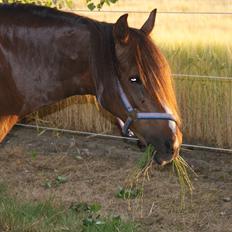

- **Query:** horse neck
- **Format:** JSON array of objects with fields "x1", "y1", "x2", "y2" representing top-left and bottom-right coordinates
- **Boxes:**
[
  {"x1": 0, "y1": 10, "x2": 115, "y2": 117},
  {"x1": 12, "y1": 20, "x2": 97, "y2": 116}
]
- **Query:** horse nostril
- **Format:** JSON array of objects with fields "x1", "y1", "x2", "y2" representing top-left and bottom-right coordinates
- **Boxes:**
[{"x1": 164, "y1": 140, "x2": 174, "y2": 154}]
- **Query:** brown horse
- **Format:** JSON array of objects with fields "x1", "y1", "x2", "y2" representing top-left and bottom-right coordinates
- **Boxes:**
[{"x1": 0, "y1": 4, "x2": 182, "y2": 165}]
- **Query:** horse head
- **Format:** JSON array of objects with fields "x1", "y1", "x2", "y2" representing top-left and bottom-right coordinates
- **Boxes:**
[{"x1": 90, "y1": 10, "x2": 182, "y2": 165}]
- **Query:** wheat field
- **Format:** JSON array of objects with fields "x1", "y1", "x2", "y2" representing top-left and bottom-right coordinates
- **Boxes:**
[{"x1": 32, "y1": 0, "x2": 232, "y2": 148}]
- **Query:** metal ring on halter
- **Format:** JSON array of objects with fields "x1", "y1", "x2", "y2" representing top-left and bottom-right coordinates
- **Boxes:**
[{"x1": 116, "y1": 79, "x2": 176, "y2": 137}]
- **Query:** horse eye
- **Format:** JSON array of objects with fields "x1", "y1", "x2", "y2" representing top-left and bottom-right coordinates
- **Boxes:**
[{"x1": 129, "y1": 75, "x2": 140, "y2": 83}]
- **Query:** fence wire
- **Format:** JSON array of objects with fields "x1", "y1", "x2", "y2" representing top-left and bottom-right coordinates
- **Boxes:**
[
  {"x1": 71, "y1": 9, "x2": 232, "y2": 15},
  {"x1": 172, "y1": 74, "x2": 232, "y2": 81},
  {"x1": 16, "y1": 124, "x2": 232, "y2": 154}
]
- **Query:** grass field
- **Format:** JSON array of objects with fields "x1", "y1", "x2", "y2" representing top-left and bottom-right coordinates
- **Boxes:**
[
  {"x1": 32, "y1": 0, "x2": 232, "y2": 147},
  {"x1": 0, "y1": 183, "x2": 137, "y2": 232}
]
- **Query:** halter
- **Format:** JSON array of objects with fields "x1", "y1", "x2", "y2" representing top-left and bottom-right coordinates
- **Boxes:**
[{"x1": 116, "y1": 79, "x2": 176, "y2": 137}]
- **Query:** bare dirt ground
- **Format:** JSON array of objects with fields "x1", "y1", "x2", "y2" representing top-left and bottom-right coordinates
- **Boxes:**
[{"x1": 0, "y1": 126, "x2": 231, "y2": 232}]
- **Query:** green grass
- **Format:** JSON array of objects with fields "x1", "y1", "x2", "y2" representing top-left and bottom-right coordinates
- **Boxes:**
[
  {"x1": 137, "y1": 144, "x2": 154, "y2": 170},
  {"x1": 0, "y1": 183, "x2": 137, "y2": 232},
  {"x1": 116, "y1": 186, "x2": 142, "y2": 200}
]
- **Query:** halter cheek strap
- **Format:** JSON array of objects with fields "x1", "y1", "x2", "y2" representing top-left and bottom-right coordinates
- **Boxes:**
[{"x1": 116, "y1": 79, "x2": 176, "y2": 137}]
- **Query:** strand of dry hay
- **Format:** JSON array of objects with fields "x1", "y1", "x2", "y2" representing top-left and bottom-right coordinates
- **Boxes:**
[
  {"x1": 172, "y1": 155, "x2": 197, "y2": 208},
  {"x1": 123, "y1": 145, "x2": 197, "y2": 216}
]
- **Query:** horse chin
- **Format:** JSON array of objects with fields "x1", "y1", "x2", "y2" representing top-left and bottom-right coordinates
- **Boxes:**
[{"x1": 153, "y1": 151, "x2": 173, "y2": 166}]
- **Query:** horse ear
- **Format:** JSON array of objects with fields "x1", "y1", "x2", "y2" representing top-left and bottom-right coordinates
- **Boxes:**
[
  {"x1": 113, "y1": 14, "x2": 129, "y2": 44},
  {"x1": 141, "y1": 9, "x2": 157, "y2": 35}
]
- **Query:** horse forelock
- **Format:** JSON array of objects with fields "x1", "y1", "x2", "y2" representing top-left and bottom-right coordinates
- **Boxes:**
[{"x1": 130, "y1": 30, "x2": 181, "y2": 128}]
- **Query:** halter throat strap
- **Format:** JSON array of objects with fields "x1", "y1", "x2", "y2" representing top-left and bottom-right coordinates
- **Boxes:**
[{"x1": 116, "y1": 79, "x2": 176, "y2": 137}]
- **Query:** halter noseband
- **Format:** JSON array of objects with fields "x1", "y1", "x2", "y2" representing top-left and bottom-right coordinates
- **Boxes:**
[{"x1": 116, "y1": 79, "x2": 176, "y2": 137}]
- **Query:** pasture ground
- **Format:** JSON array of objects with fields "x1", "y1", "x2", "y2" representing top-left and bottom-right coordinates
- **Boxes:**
[{"x1": 0, "y1": 127, "x2": 231, "y2": 232}]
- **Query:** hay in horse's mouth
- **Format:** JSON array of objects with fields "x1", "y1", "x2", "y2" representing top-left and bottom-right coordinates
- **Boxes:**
[{"x1": 123, "y1": 144, "x2": 196, "y2": 211}]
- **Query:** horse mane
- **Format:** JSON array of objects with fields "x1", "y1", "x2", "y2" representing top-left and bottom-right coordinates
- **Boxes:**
[
  {"x1": 0, "y1": 3, "x2": 60, "y2": 15},
  {"x1": 0, "y1": 3, "x2": 83, "y2": 23},
  {"x1": 87, "y1": 21, "x2": 120, "y2": 107},
  {"x1": 131, "y1": 30, "x2": 181, "y2": 126}
]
